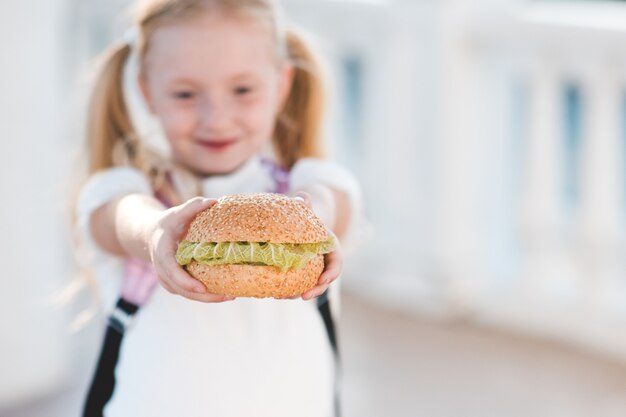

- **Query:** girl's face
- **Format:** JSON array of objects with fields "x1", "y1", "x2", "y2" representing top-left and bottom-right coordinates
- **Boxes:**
[{"x1": 140, "y1": 14, "x2": 292, "y2": 176}]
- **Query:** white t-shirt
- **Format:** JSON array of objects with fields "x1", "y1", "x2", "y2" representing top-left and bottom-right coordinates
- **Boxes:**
[{"x1": 76, "y1": 156, "x2": 362, "y2": 417}]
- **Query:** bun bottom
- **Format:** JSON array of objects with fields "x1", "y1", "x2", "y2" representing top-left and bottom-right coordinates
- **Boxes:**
[{"x1": 185, "y1": 255, "x2": 324, "y2": 299}]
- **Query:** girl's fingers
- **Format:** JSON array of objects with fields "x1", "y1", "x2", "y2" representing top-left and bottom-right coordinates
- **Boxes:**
[
  {"x1": 319, "y1": 251, "x2": 343, "y2": 285},
  {"x1": 292, "y1": 191, "x2": 313, "y2": 209},
  {"x1": 301, "y1": 284, "x2": 329, "y2": 301},
  {"x1": 180, "y1": 196, "x2": 218, "y2": 215},
  {"x1": 176, "y1": 290, "x2": 235, "y2": 303},
  {"x1": 158, "y1": 264, "x2": 234, "y2": 303},
  {"x1": 159, "y1": 277, "x2": 176, "y2": 294},
  {"x1": 167, "y1": 197, "x2": 217, "y2": 235},
  {"x1": 300, "y1": 250, "x2": 343, "y2": 300},
  {"x1": 167, "y1": 261, "x2": 207, "y2": 294}
]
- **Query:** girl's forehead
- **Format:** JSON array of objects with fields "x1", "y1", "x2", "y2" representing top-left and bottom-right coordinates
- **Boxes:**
[{"x1": 144, "y1": 15, "x2": 277, "y2": 79}]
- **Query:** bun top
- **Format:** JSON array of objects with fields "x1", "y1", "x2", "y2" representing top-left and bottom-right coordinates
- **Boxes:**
[{"x1": 184, "y1": 193, "x2": 329, "y2": 244}]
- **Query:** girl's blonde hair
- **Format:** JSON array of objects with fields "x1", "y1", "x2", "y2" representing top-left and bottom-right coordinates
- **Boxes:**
[{"x1": 87, "y1": 0, "x2": 326, "y2": 200}]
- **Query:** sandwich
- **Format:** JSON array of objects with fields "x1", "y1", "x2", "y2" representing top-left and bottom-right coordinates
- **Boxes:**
[{"x1": 175, "y1": 193, "x2": 337, "y2": 298}]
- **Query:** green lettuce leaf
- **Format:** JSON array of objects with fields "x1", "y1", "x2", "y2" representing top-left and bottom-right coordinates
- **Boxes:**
[{"x1": 175, "y1": 236, "x2": 337, "y2": 271}]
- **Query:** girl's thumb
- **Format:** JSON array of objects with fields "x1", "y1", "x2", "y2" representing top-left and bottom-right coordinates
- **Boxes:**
[
  {"x1": 179, "y1": 197, "x2": 216, "y2": 219},
  {"x1": 292, "y1": 191, "x2": 312, "y2": 209}
]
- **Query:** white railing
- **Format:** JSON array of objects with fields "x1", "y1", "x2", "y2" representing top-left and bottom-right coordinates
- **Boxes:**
[
  {"x1": 286, "y1": 0, "x2": 626, "y2": 362},
  {"x1": 461, "y1": 2, "x2": 626, "y2": 361}
]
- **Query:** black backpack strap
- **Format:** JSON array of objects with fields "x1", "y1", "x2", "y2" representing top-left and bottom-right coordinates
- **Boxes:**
[
  {"x1": 317, "y1": 290, "x2": 341, "y2": 417},
  {"x1": 82, "y1": 298, "x2": 139, "y2": 417}
]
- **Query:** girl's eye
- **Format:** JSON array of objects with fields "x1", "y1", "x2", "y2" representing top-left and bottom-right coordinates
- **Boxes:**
[
  {"x1": 234, "y1": 86, "x2": 252, "y2": 95},
  {"x1": 173, "y1": 91, "x2": 195, "y2": 100}
]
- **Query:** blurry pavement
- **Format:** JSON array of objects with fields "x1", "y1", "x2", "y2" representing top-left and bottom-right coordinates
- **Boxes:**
[
  {"x1": 341, "y1": 294, "x2": 626, "y2": 417},
  {"x1": 5, "y1": 293, "x2": 626, "y2": 417}
]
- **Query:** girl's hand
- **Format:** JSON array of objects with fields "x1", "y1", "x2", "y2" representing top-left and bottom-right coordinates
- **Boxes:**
[
  {"x1": 301, "y1": 249, "x2": 343, "y2": 301},
  {"x1": 292, "y1": 192, "x2": 343, "y2": 301},
  {"x1": 149, "y1": 197, "x2": 235, "y2": 303}
]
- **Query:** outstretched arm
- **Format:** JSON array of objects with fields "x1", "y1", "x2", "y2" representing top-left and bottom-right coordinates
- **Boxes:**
[
  {"x1": 296, "y1": 184, "x2": 351, "y2": 239},
  {"x1": 90, "y1": 194, "x2": 233, "y2": 303}
]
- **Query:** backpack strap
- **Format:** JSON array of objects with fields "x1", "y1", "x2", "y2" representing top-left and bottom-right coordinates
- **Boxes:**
[
  {"x1": 317, "y1": 290, "x2": 341, "y2": 417},
  {"x1": 82, "y1": 193, "x2": 171, "y2": 416},
  {"x1": 316, "y1": 291, "x2": 338, "y2": 355},
  {"x1": 82, "y1": 298, "x2": 138, "y2": 417}
]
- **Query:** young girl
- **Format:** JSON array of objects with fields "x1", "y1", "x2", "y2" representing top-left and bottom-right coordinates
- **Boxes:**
[{"x1": 76, "y1": 0, "x2": 362, "y2": 416}]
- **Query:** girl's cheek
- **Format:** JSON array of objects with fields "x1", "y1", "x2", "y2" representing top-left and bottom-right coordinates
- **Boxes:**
[
  {"x1": 162, "y1": 108, "x2": 196, "y2": 135},
  {"x1": 242, "y1": 96, "x2": 276, "y2": 122}
]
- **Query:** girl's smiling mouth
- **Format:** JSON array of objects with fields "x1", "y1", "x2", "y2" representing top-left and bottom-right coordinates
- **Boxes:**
[{"x1": 195, "y1": 138, "x2": 238, "y2": 152}]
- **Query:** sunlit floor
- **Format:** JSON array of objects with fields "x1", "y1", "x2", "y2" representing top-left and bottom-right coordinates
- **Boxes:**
[
  {"x1": 5, "y1": 293, "x2": 626, "y2": 417},
  {"x1": 340, "y1": 294, "x2": 626, "y2": 417}
]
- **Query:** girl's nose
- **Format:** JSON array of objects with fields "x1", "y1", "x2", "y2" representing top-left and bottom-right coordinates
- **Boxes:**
[{"x1": 198, "y1": 96, "x2": 233, "y2": 132}]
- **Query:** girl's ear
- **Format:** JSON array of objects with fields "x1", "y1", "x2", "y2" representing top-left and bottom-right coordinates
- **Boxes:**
[
  {"x1": 138, "y1": 74, "x2": 155, "y2": 113},
  {"x1": 277, "y1": 63, "x2": 295, "y2": 111}
]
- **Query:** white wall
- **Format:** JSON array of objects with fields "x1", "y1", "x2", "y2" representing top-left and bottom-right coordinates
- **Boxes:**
[{"x1": 0, "y1": 0, "x2": 72, "y2": 409}]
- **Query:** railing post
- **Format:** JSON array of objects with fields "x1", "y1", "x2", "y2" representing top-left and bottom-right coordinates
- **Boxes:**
[
  {"x1": 578, "y1": 63, "x2": 624, "y2": 244},
  {"x1": 434, "y1": 3, "x2": 485, "y2": 313},
  {"x1": 520, "y1": 57, "x2": 572, "y2": 300},
  {"x1": 577, "y1": 61, "x2": 626, "y2": 312}
]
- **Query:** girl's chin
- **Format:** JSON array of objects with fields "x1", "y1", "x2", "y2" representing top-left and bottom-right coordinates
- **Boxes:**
[{"x1": 189, "y1": 158, "x2": 249, "y2": 177}]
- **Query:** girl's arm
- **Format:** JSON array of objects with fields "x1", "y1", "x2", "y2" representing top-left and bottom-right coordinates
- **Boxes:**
[
  {"x1": 90, "y1": 194, "x2": 163, "y2": 259},
  {"x1": 90, "y1": 194, "x2": 232, "y2": 303},
  {"x1": 296, "y1": 184, "x2": 351, "y2": 239}
]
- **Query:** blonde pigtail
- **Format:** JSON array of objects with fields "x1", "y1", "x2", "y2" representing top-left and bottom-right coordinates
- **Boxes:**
[
  {"x1": 273, "y1": 28, "x2": 327, "y2": 169},
  {"x1": 86, "y1": 42, "x2": 136, "y2": 173}
]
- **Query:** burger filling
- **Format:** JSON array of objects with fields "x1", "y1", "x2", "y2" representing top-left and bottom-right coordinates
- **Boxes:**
[{"x1": 175, "y1": 236, "x2": 337, "y2": 271}]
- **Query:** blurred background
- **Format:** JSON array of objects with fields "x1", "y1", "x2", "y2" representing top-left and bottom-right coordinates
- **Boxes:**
[{"x1": 4, "y1": 0, "x2": 626, "y2": 416}]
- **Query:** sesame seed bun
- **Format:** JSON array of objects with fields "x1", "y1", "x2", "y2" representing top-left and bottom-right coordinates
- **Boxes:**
[
  {"x1": 186, "y1": 255, "x2": 324, "y2": 299},
  {"x1": 185, "y1": 193, "x2": 328, "y2": 244},
  {"x1": 182, "y1": 193, "x2": 330, "y2": 298}
]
